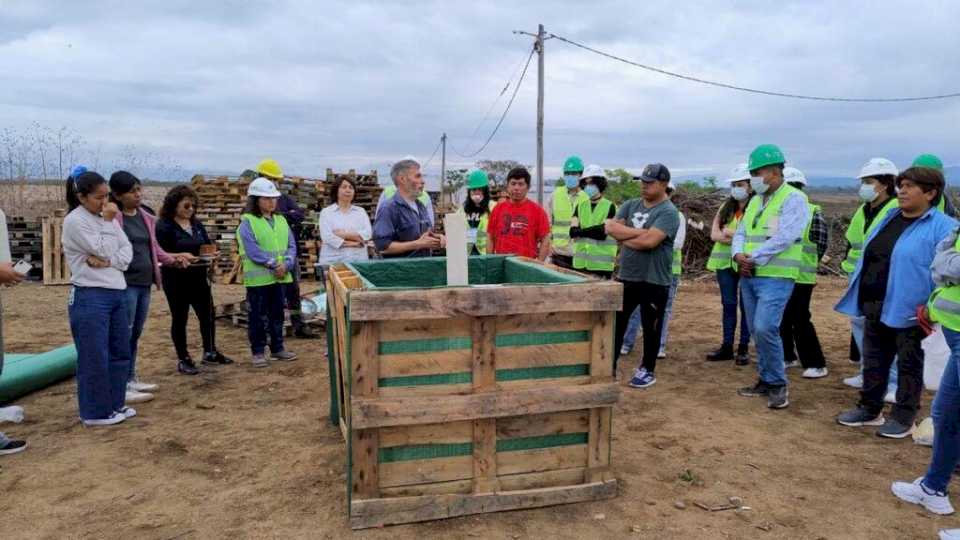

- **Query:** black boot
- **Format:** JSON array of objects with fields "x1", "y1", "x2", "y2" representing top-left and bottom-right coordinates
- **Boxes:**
[
  {"x1": 735, "y1": 344, "x2": 750, "y2": 366},
  {"x1": 706, "y1": 345, "x2": 734, "y2": 361},
  {"x1": 178, "y1": 357, "x2": 200, "y2": 375},
  {"x1": 203, "y1": 351, "x2": 234, "y2": 365},
  {"x1": 292, "y1": 317, "x2": 317, "y2": 339}
]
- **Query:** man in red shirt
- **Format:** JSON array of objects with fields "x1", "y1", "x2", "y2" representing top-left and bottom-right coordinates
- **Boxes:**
[{"x1": 488, "y1": 167, "x2": 551, "y2": 260}]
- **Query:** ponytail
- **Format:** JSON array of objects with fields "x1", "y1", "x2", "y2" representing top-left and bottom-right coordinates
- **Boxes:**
[{"x1": 66, "y1": 172, "x2": 107, "y2": 211}]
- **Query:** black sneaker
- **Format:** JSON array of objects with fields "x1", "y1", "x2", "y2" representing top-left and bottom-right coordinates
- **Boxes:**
[
  {"x1": 767, "y1": 385, "x2": 789, "y2": 409},
  {"x1": 293, "y1": 326, "x2": 318, "y2": 339},
  {"x1": 0, "y1": 439, "x2": 27, "y2": 455},
  {"x1": 203, "y1": 351, "x2": 234, "y2": 365},
  {"x1": 737, "y1": 380, "x2": 770, "y2": 397},
  {"x1": 877, "y1": 418, "x2": 915, "y2": 439},
  {"x1": 706, "y1": 345, "x2": 734, "y2": 361},
  {"x1": 837, "y1": 407, "x2": 884, "y2": 427},
  {"x1": 178, "y1": 358, "x2": 200, "y2": 376}
]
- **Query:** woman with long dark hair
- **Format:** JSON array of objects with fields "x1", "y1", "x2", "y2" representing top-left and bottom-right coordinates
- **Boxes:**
[
  {"x1": 704, "y1": 164, "x2": 754, "y2": 365},
  {"x1": 155, "y1": 185, "x2": 233, "y2": 375},
  {"x1": 63, "y1": 171, "x2": 134, "y2": 426},
  {"x1": 460, "y1": 169, "x2": 496, "y2": 255},
  {"x1": 318, "y1": 175, "x2": 371, "y2": 265}
]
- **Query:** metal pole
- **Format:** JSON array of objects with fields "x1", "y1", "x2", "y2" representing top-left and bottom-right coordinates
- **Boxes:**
[
  {"x1": 536, "y1": 24, "x2": 545, "y2": 206},
  {"x1": 440, "y1": 133, "x2": 447, "y2": 204}
]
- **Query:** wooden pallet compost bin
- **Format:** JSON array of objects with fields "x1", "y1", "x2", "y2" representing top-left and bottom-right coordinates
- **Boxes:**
[{"x1": 325, "y1": 255, "x2": 622, "y2": 529}]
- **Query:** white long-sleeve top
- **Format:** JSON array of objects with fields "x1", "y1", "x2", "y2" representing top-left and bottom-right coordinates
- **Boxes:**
[
  {"x1": 318, "y1": 203, "x2": 372, "y2": 265},
  {"x1": 62, "y1": 206, "x2": 132, "y2": 289}
]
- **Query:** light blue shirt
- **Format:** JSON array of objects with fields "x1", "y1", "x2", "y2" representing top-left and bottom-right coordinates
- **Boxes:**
[
  {"x1": 836, "y1": 207, "x2": 958, "y2": 328},
  {"x1": 732, "y1": 185, "x2": 808, "y2": 267}
]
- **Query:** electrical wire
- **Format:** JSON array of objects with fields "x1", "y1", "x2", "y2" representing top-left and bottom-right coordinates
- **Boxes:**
[
  {"x1": 466, "y1": 47, "x2": 532, "y2": 141},
  {"x1": 548, "y1": 32, "x2": 960, "y2": 103},
  {"x1": 451, "y1": 44, "x2": 537, "y2": 158},
  {"x1": 420, "y1": 136, "x2": 443, "y2": 170}
]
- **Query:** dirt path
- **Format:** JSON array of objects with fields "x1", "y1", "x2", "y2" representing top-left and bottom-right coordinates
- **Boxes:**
[{"x1": 0, "y1": 277, "x2": 953, "y2": 539}]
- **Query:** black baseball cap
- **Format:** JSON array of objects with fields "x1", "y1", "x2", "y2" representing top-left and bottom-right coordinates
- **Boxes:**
[{"x1": 635, "y1": 163, "x2": 670, "y2": 183}]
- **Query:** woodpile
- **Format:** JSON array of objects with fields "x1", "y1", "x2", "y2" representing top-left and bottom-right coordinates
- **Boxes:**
[
  {"x1": 41, "y1": 211, "x2": 70, "y2": 285},
  {"x1": 6, "y1": 216, "x2": 43, "y2": 278},
  {"x1": 320, "y1": 168, "x2": 383, "y2": 221},
  {"x1": 191, "y1": 175, "x2": 249, "y2": 281}
]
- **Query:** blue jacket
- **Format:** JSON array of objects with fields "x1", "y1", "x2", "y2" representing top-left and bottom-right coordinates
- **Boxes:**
[{"x1": 836, "y1": 207, "x2": 958, "y2": 328}]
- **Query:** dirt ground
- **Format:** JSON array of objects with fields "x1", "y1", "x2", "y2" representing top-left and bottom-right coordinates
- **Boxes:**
[{"x1": 0, "y1": 277, "x2": 954, "y2": 539}]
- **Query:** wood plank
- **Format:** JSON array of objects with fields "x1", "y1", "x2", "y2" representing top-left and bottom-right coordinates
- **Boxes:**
[
  {"x1": 379, "y1": 468, "x2": 587, "y2": 498},
  {"x1": 352, "y1": 383, "x2": 619, "y2": 429},
  {"x1": 472, "y1": 315, "x2": 498, "y2": 494},
  {"x1": 348, "y1": 281, "x2": 623, "y2": 321},
  {"x1": 497, "y1": 445, "x2": 588, "y2": 476},
  {"x1": 589, "y1": 311, "x2": 615, "y2": 381},
  {"x1": 41, "y1": 218, "x2": 52, "y2": 285},
  {"x1": 350, "y1": 321, "x2": 380, "y2": 499},
  {"x1": 351, "y1": 479, "x2": 618, "y2": 529},
  {"x1": 472, "y1": 317, "x2": 496, "y2": 391},
  {"x1": 496, "y1": 376, "x2": 592, "y2": 391},
  {"x1": 378, "y1": 383, "x2": 474, "y2": 398},
  {"x1": 351, "y1": 429, "x2": 380, "y2": 497},
  {"x1": 497, "y1": 410, "x2": 590, "y2": 440},
  {"x1": 496, "y1": 343, "x2": 590, "y2": 370},
  {"x1": 379, "y1": 317, "x2": 472, "y2": 341},
  {"x1": 351, "y1": 322, "x2": 379, "y2": 395},
  {"x1": 495, "y1": 311, "x2": 593, "y2": 336},
  {"x1": 586, "y1": 408, "x2": 613, "y2": 483},
  {"x1": 472, "y1": 418, "x2": 498, "y2": 493},
  {"x1": 379, "y1": 421, "x2": 473, "y2": 447},
  {"x1": 377, "y1": 350, "x2": 471, "y2": 379},
  {"x1": 379, "y1": 455, "x2": 474, "y2": 488}
]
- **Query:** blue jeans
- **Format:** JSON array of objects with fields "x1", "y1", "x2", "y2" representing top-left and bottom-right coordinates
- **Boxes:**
[
  {"x1": 740, "y1": 277, "x2": 794, "y2": 386},
  {"x1": 247, "y1": 284, "x2": 286, "y2": 355},
  {"x1": 124, "y1": 285, "x2": 151, "y2": 382},
  {"x1": 68, "y1": 287, "x2": 131, "y2": 420},
  {"x1": 716, "y1": 268, "x2": 751, "y2": 348},
  {"x1": 925, "y1": 327, "x2": 960, "y2": 492},
  {"x1": 851, "y1": 315, "x2": 898, "y2": 390},
  {"x1": 622, "y1": 276, "x2": 680, "y2": 354}
]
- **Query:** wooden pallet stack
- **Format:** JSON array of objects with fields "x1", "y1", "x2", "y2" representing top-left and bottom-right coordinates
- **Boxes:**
[
  {"x1": 7, "y1": 216, "x2": 43, "y2": 278},
  {"x1": 191, "y1": 175, "x2": 249, "y2": 281},
  {"x1": 41, "y1": 210, "x2": 70, "y2": 285}
]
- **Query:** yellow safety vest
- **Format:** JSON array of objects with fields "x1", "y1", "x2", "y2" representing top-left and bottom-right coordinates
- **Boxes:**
[
  {"x1": 928, "y1": 234, "x2": 960, "y2": 331},
  {"x1": 742, "y1": 183, "x2": 807, "y2": 280},
  {"x1": 237, "y1": 213, "x2": 294, "y2": 287},
  {"x1": 796, "y1": 203, "x2": 821, "y2": 285},
  {"x1": 706, "y1": 213, "x2": 742, "y2": 272},
  {"x1": 572, "y1": 198, "x2": 617, "y2": 272},
  {"x1": 841, "y1": 197, "x2": 898, "y2": 274},
  {"x1": 551, "y1": 186, "x2": 589, "y2": 249}
]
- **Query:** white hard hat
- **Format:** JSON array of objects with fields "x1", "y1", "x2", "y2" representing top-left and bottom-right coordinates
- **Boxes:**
[
  {"x1": 858, "y1": 157, "x2": 899, "y2": 179},
  {"x1": 248, "y1": 177, "x2": 281, "y2": 198},
  {"x1": 726, "y1": 163, "x2": 750, "y2": 185},
  {"x1": 582, "y1": 164, "x2": 606, "y2": 180},
  {"x1": 783, "y1": 166, "x2": 807, "y2": 186}
]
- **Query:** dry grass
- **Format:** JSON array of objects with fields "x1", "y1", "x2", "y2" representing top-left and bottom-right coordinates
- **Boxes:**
[{"x1": 0, "y1": 181, "x2": 176, "y2": 219}]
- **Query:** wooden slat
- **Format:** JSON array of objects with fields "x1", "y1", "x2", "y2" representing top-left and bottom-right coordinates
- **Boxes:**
[
  {"x1": 471, "y1": 317, "x2": 498, "y2": 494},
  {"x1": 495, "y1": 311, "x2": 593, "y2": 336},
  {"x1": 496, "y1": 410, "x2": 590, "y2": 440},
  {"x1": 351, "y1": 479, "x2": 618, "y2": 529},
  {"x1": 586, "y1": 408, "x2": 613, "y2": 483},
  {"x1": 377, "y1": 350, "x2": 471, "y2": 379},
  {"x1": 350, "y1": 321, "x2": 380, "y2": 499},
  {"x1": 378, "y1": 383, "x2": 474, "y2": 398},
  {"x1": 379, "y1": 421, "x2": 473, "y2": 447},
  {"x1": 348, "y1": 281, "x2": 623, "y2": 321},
  {"x1": 496, "y1": 343, "x2": 590, "y2": 370},
  {"x1": 496, "y1": 376, "x2": 592, "y2": 391},
  {"x1": 352, "y1": 383, "x2": 619, "y2": 429},
  {"x1": 589, "y1": 311, "x2": 615, "y2": 381},
  {"x1": 380, "y1": 317, "x2": 472, "y2": 342},
  {"x1": 379, "y1": 468, "x2": 588, "y2": 498},
  {"x1": 379, "y1": 455, "x2": 473, "y2": 488},
  {"x1": 497, "y1": 445, "x2": 588, "y2": 476}
]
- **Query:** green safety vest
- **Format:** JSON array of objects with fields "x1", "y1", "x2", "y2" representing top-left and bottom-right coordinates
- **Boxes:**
[
  {"x1": 742, "y1": 183, "x2": 807, "y2": 280},
  {"x1": 572, "y1": 198, "x2": 617, "y2": 272},
  {"x1": 929, "y1": 234, "x2": 960, "y2": 331},
  {"x1": 796, "y1": 203, "x2": 822, "y2": 285},
  {"x1": 706, "y1": 213, "x2": 742, "y2": 272},
  {"x1": 382, "y1": 185, "x2": 431, "y2": 207},
  {"x1": 458, "y1": 201, "x2": 495, "y2": 255},
  {"x1": 938, "y1": 197, "x2": 946, "y2": 213},
  {"x1": 237, "y1": 213, "x2": 294, "y2": 287},
  {"x1": 841, "y1": 197, "x2": 899, "y2": 274},
  {"x1": 551, "y1": 186, "x2": 589, "y2": 249}
]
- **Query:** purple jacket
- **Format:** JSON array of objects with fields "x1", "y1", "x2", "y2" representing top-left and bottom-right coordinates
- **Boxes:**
[{"x1": 115, "y1": 207, "x2": 176, "y2": 289}]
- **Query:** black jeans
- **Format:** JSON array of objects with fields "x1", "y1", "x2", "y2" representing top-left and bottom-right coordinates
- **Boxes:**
[
  {"x1": 779, "y1": 283, "x2": 826, "y2": 368},
  {"x1": 161, "y1": 269, "x2": 216, "y2": 361},
  {"x1": 614, "y1": 280, "x2": 669, "y2": 374},
  {"x1": 247, "y1": 283, "x2": 286, "y2": 355},
  {"x1": 860, "y1": 319, "x2": 925, "y2": 424},
  {"x1": 283, "y1": 263, "x2": 305, "y2": 328}
]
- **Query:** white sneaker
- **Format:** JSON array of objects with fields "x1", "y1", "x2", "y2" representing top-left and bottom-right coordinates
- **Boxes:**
[
  {"x1": 619, "y1": 346, "x2": 630, "y2": 356},
  {"x1": 81, "y1": 411, "x2": 126, "y2": 427},
  {"x1": 0, "y1": 405, "x2": 24, "y2": 423},
  {"x1": 784, "y1": 360, "x2": 800, "y2": 369},
  {"x1": 843, "y1": 374, "x2": 863, "y2": 388},
  {"x1": 891, "y1": 477, "x2": 955, "y2": 515},
  {"x1": 885, "y1": 389, "x2": 898, "y2": 404},
  {"x1": 117, "y1": 406, "x2": 137, "y2": 419},
  {"x1": 802, "y1": 367, "x2": 829, "y2": 379},
  {"x1": 940, "y1": 529, "x2": 960, "y2": 540},
  {"x1": 125, "y1": 390, "x2": 154, "y2": 404},
  {"x1": 657, "y1": 350, "x2": 666, "y2": 359},
  {"x1": 128, "y1": 381, "x2": 158, "y2": 393}
]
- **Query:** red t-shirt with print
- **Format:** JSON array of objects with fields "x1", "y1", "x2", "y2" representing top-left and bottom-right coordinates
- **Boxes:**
[{"x1": 488, "y1": 198, "x2": 550, "y2": 258}]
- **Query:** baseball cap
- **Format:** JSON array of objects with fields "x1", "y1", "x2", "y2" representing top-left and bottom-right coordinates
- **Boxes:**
[{"x1": 635, "y1": 163, "x2": 670, "y2": 183}]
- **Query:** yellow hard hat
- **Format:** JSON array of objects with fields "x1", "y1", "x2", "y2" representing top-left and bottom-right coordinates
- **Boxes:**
[{"x1": 255, "y1": 158, "x2": 283, "y2": 179}]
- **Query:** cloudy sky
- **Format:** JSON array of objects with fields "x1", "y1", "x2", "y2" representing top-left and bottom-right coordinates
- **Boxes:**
[{"x1": 2, "y1": 0, "x2": 960, "y2": 185}]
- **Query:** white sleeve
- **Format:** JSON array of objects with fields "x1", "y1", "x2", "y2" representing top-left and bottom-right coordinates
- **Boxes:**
[
  {"x1": 319, "y1": 209, "x2": 345, "y2": 249},
  {"x1": 676, "y1": 212, "x2": 687, "y2": 248}
]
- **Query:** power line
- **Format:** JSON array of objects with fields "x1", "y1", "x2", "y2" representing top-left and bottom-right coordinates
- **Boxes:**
[
  {"x1": 548, "y1": 32, "x2": 960, "y2": 103},
  {"x1": 451, "y1": 44, "x2": 537, "y2": 159},
  {"x1": 466, "y1": 46, "x2": 532, "y2": 141},
  {"x1": 421, "y1": 136, "x2": 443, "y2": 170}
]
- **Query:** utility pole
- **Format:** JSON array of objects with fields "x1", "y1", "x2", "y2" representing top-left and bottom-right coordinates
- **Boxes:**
[
  {"x1": 535, "y1": 24, "x2": 545, "y2": 206},
  {"x1": 440, "y1": 133, "x2": 447, "y2": 204}
]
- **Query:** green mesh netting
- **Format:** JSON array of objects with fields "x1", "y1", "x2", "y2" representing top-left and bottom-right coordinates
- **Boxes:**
[
  {"x1": 378, "y1": 432, "x2": 589, "y2": 463},
  {"x1": 347, "y1": 255, "x2": 583, "y2": 289}
]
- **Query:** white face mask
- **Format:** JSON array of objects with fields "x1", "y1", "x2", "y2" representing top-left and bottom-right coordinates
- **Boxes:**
[
  {"x1": 731, "y1": 187, "x2": 749, "y2": 201},
  {"x1": 470, "y1": 194, "x2": 484, "y2": 204},
  {"x1": 858, "y1": 183, "x2": 879, "y2": 203},
  {"x1": 750, "y1": 176, "x2": 769, "y2": 195}
]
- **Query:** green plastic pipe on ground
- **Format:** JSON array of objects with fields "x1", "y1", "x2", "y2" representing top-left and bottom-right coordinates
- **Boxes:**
[{"x1": 0, "y1": 345, "x2": 77, "y2": 403}]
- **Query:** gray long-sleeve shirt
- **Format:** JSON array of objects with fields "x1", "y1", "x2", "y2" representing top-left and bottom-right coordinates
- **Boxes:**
[
  {"x1": 62, "y1": 206, "x2": 132, "y2": 290},
  {"x1": 932, "y1": 227, "x2": 960, "y2": 287}
]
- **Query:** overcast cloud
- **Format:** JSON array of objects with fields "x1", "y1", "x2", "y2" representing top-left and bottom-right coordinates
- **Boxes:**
[{"x1": 2, "y1": 0, "x2": 960, "y2": 184}]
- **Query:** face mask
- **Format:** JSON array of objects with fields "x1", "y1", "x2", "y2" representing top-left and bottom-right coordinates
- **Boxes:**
[
  {"x1": 858, "y1": 183, "x2": 879, "y2": 203},
  {"x1": 584, "y1": 184, "x2": 600, "y2": 198},
  {"x1": 470, "y1": 194, "x2": 484, "y2": 204},
  {"x1": 750, "y1": 176, "x2": 768, "y2": 195},
  {"x1": 564, "y1": 175, "x2": 580, "y2": 189},
  {"x1": 731, "y1": 187, "x2": 749, "y2": 201}
]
